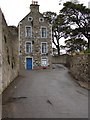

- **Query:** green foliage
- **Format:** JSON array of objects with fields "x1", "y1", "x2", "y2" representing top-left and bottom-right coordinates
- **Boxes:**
[
  {"x1": 43, "y1": 11, "x2": 57, "y2": 24},
  {"x1": 60, "y1": 1, "x2": 90, "y2": 49},
  {"x1": 84, "y1": 49, "x2": 90, "y2": 54},
  {"x1": 64, "y1": 38, "x2": 87, "y2": 54},
  {"x1": 43, "y1": 2, "x2": 90, "y2": 55}
]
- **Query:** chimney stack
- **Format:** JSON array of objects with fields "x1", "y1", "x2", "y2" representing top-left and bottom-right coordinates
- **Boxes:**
[{"x1": 30, "y1": 1, "x2": 39, "y2": 13}]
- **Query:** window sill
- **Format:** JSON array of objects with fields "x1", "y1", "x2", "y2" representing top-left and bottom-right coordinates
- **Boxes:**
[{"x1": 41, "y1": 37, "x2": 47, "y2": 39}]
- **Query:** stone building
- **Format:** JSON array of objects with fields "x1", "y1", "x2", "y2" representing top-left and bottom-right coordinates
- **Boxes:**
[
  {"x1": 18, "y1": 1, "x2": 52, "y2": 70},
  {"x1": 0, "y1": 9, "x2": 19, "y2": 93},
  {"x1": 88, "y1": 1, "x2": 90, "y2": 8}
]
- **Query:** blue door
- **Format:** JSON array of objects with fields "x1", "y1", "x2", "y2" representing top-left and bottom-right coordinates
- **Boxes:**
[{"x1": 26, "y1": 58, "x2": 32, "y2": 70}]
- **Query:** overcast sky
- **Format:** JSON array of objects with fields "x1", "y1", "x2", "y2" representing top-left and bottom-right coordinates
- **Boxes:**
[{"x1": 0, "y1": 0, "x2": 89, "y2": 26}]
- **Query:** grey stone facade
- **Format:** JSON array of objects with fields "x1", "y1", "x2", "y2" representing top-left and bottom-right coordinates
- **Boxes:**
[
  {"x1": 19, "y1": 1, "x2": 52, "y2": 70},
  {"x1": 69, "y1": 54, "x2": 90, "y2": 82},
  {"x1": 0, "y1": 9, "x2": 19, "y2": 93}
]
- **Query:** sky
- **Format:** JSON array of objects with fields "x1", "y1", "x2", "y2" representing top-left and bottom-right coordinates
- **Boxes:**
[{"x1": 0, "y1": 0, "x2": 90, "y2": 26}]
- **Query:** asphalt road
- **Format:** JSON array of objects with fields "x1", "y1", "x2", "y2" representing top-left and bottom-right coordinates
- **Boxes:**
[{"x1": 2, "y1": 64, "x2": 88, "y2": 118}]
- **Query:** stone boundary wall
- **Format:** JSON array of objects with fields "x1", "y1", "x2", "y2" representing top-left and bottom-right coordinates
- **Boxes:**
[
  {"x1": 52, "y1": 54, "x2": 90, "y2": 82},
  {"x1": 52, "y1": 55, "x2": 68, "y2": 64},
  {"x1": 1, "y1": 10, "x2": 19, "y2": 93},
  {"x1": 0, "y1": 9, "x2": 2, "y2": 94},
  {"x1": 69, "y1": 54, "x2": 90, "y2": 82}
]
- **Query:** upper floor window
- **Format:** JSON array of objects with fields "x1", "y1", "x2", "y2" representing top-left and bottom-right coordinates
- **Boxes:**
[
  {"x1": 25, "y1": 26, "x2": 32, "y2": 37},
  {"x1": 28, "y1": 17, "x2": 33, "y2": 22},
  {"x1": 41, "y1": 42, "x2": 48, "y2": 54},
  {"x1": 39, "y1": 17, "x2": 44, "y2": 22},
  {"x1": 41, "y1": 27, "x2": 47, "y2": 38},
  {"x1": 26, "y1": 42, "x2": 32, "y2": 53}
]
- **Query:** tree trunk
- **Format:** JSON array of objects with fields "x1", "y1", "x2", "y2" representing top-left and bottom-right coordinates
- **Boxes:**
[
  {"x1": 57, "y1": 39, "x2": 60, "y2": 55},
  {"x1": 88, "y1": 39, "x2": 90, "y2": 49},
  {"x1": 56, "y1": 44, "x2": 60, "y2": 55},
  {"x1": 57, "y1": 46, "x2": 60, "y2": 55}
]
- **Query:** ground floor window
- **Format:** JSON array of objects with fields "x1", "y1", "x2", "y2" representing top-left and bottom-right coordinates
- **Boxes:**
[{"x1": 41, "y1": 57, "x2": 48, "y2": 66}]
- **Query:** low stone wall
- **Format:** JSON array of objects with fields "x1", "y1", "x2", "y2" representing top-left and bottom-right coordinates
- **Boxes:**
[
  {"x1": 69, "y1": 54, "x2": 90, "y2": 82},
  {"x1": 52, "y1": 55, "x2": 68, "y2": 64}
]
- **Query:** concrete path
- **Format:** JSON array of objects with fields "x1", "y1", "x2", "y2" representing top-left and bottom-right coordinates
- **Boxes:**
[{"x1": 2, "y1": 64, "x2": 88, "y2": 118}]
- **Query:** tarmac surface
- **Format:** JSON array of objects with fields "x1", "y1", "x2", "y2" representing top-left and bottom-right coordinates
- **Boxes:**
[{"x1": 2, "y1": 64, "x2": 88, "y2": 118}]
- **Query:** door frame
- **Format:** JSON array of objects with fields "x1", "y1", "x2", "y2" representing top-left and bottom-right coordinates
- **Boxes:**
[{"x1": 25, "y1": 56, "x2": 33, "y2": 70}]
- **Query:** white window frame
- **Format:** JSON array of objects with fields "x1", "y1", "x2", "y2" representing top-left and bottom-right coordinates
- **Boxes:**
[
  {"x1": 28, "y1": 17, "x2": 33, "y2": 22},
  {"x1": 41, "y1": 26, "x2": 47, "y2": 38},
  {"x1": 41, "y1": 57, "x2": 48, "y2": 66},
  {"x1": 41, "y1": 42, "x2": 48, "y2": 54},
  {"x1": 25, "y1": 41, "x2": 32, "y2": 54},
  {"x1": 25, "y1": 56, "x2": 33, "y2": 69},
  {"x1": 39, "y1": 17, "x2": 44, "y2": 22},
  {"x1": 25, "y1": 26, "x2": 32, "y2": 37}
]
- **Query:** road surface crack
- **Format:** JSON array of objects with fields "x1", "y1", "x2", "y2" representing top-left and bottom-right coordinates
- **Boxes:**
[{"x1": 2, "y1": 96, "x2": 27, "y2": 105}]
